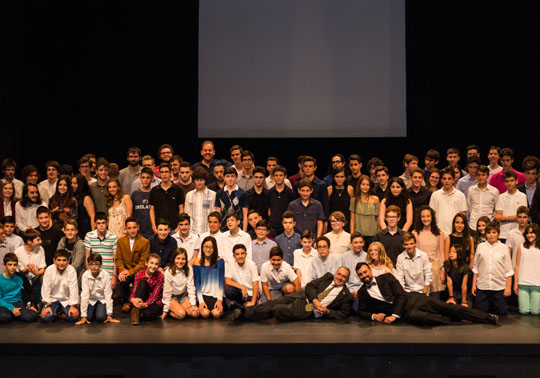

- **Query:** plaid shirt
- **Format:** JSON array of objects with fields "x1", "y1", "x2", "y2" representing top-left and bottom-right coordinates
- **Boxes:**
[{"x1": 129, "y1": 269, "x2": 164, "y2": 307}]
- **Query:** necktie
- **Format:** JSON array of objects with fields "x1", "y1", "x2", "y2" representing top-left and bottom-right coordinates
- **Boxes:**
[{"x1": 305, "y1": 284, "x2": 334, "y2": 311}]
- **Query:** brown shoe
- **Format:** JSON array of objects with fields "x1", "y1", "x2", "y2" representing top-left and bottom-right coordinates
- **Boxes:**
[
  {"x1": 130, "y1": 308, "x2": 140, "y2": 325},
  {"x1": 122, "y1": 303, "x2": 132, "y2": 313}
]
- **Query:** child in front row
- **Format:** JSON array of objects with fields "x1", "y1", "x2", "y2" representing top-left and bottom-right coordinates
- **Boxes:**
[
  {"x1": 260, "y1": 247, "x2": 301, "y2": 301},
  {"x1": 224, "y1": 244, "x2": 259, "y2": 307},
  {"x1": 130, "y1": 253, "x2": 164, "y2": 325},
  {"x1": 161, "y1": 248, "x2": 199, "y2": 320},
  {"x1": 0, "y1": 253, "x2": 38, "y2": 323},
  {"x1": 443, "y1": 244, "x2": 471, "y2": 307},
  {"x1": 76, "y1": 253, "x2": 119, "y2": 325},
  {"x1": 472, "y1": 222, "x2": 513, "y2": 315},
  {"x1": 41, "y1": 249, "x2": 80, "y2": 323}
]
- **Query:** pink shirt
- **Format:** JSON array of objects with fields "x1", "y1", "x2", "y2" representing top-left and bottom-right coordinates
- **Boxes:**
[{"x1": 489, "y1": 169, "x2": 525, "y2": 194}]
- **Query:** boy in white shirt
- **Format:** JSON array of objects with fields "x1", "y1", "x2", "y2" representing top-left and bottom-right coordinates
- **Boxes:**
[
  {"x1": 184, "y1": 167, "x2": 216, "y2": 235},
  {"x1": 224, "y1": 244, "x2": 259, "y2": 307},
  {"x1": 221, "y1": 211, "x2": 252, "y2": 263},
  {"x1": 341, "y1": 232, "x2": 367, "y2": 302},
  {"x1": 506, "y1": 206, "x2": 530, "y2": 268},
  {"x1": 293, "y1": 230, "x2": 317, "y2": 288},
  {"x1": 260, "y1": 247, "x2": 301, "y2": 300},
  {"x1": 76, "y1": 253, "x2": 119, "y2": 325},
  {"x1": 396, "y1": 233, "x2": 432, "y2": 294},
  {"x1": 2, "y1": 217, "x2": 23, "y2": 252},
  {"x1": 40, "y1": 249, "x2": 80, "y2": 323},
  {"x1": 14, "y1": 229, "x2": 46, "y2": 299},
  {"x1": 429, "y1": 167, "x2": 467, "y2": 236},
  {"x1": 472, "y1": 222, "x2": 513, "y2": 315},
  {"x1": 172, "y1": 213, "x2": 200, "y2": 264},
  {"x1": 495, "y1": 171, "x2": 528, "y2": 241}
]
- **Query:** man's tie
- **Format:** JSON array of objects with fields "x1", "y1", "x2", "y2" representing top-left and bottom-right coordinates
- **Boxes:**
[{"x1": 305, "y1": 284, "x2": 335, "y2": 311}]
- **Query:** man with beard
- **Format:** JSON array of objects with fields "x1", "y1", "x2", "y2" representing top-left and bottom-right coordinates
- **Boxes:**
[
  {"x1": 119, "y1": 147, "x2": 142, "y2": 195},
  {"x1": 15, "y1": 183, "x2": 47, "y2": 232}
]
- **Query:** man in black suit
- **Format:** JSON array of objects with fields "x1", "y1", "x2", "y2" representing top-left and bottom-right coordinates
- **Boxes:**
[
  {"x1": 231, "y1": 267, "x2": 354, "y2": 321},
  {"x1": 355, "y1": 263, "x2": 498, "y2": 325}
]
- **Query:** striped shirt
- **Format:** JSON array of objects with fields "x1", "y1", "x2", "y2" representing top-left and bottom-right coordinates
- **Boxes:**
[
  {"x1": 84, "y1": 230, "x2": 118, "y2": 275},
  {"x1": 184, "y1": 188, "x2": 216, "y2": 235}
]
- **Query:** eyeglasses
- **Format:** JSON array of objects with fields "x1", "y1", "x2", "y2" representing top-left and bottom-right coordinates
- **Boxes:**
[{"x1": 317, "y1": 245, "x2": 329, "y2": 250}]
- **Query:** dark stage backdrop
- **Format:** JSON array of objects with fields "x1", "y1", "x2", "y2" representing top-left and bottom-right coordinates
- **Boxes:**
[{"x1": 1, "y1": 1, "x2": 538, "y2": 179}]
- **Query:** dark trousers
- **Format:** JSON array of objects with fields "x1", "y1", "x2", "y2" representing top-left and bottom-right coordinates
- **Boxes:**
[
  {"x1": 42, "y1": 301, "x2": 79, "y2": 323},
  {"x1": 244, "y1": 292, "x2": 311, "y2": 321},
  {"x1": 118, "y1": 275, "x2": 135, "y2": 304},
  {"x1": 225, "y1": 286, "x2": 252, "y2": 306},
  {"x1": 133, "y1": 279, "x2": 162, "y2": 321},
  {"x1": 86, "y1": 301, "x2": 107, "y2": 323},
  {"x1": 0, "y1": 301, "x2": 38, "y2": 324},
  {"x1": 474, "y1": 289, "x2": 508, "y2": 315},
  {"x1": 403, "y1": 292, "x2": 492, "y2": 325}
]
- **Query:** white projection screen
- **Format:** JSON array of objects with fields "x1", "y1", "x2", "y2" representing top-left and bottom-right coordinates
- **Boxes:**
[{"x1": 198, "y1": 0, "x2": 406, "y2": 138}]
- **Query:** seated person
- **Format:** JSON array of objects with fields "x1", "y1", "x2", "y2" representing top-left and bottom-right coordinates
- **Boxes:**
[
  {"x1": 311, "y1": 236, "x2": 341, "y2": 281},
  {"x1": 129, "y1": 253, "x2": 164, "y2": 325},
  {"x1": 0, "y1": 253, "x2": 38, "y2": 324},
  {"x1": 76, "y1": 253, "x2": 119, "y2": 325},
  {"x1": 40, "y1": 249, "x2": 80, "y2": 323},
  {"x1": 260, "y1": 247, "x2": 301, "y2": 301},
  {"x1": 161, "y1": 248, "x2": 199, "y2": 320},
  {"x1": 172, "y1": 213, "x2": 201, "y2": 264},
  {"x1": 224, "y1": 244, "x2": 259, "y2": 307},
  {"x1": 355, "y1": 262, "x2": 498, "y2": 325},
  {"x1": 341, "y1": 232, "x2": 367, "y2": 310},
  {"x1": 193, "y1": 236, "x2": 225, "y2": 319},
  {"x1": 231, "y1": 266, "x2": 353, "y2": 321},
  {"x1": 396, "y1": 233, "x2": 432, "y2": 294},
  {"x1": 116, "y1": 217, "x2": 150, "y2": 313}
]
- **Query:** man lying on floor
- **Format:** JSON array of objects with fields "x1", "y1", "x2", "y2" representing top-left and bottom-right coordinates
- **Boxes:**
[
  {"x1": 355, "y1": 262, "x2": 499, "y2": 325},
  {"x1": 230, "y1": 266, "x2": 353, "y2": 321}
]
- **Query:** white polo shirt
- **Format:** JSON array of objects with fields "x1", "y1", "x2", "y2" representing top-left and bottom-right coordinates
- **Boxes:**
[
  {"x1": 495, "y1": 190, "x2": 528, "y2": 239},
  {"x1": 429, "y1": 188, "x2": 467, "y2": 236},
  {"x1": 260, "y1": 261, "x2": 297, "y2": 290},
  {"x1": 225, "y1": 259, "x2": 259, "y2": 295}
]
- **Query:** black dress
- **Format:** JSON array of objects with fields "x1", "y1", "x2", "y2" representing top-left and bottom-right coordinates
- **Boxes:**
[
  {"x1": 76, "y1": 194, "x2": 92, "y2": 238},
  {"x1": 329, "y1": 186, "x2": 351, "y2": 231}
]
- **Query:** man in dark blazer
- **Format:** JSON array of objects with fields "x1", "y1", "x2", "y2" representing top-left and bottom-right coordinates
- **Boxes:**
[
  {"x1": 231, "y1": 267, "x2": 354, "y2": 321},
  {"x1": 355, "y1": 263, "x2": 498, "y2": 325}
]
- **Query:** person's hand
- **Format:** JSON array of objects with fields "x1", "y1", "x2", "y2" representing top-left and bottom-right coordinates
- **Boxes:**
[
  {"x1": 471, "y1": 284, "x2": 476, "y2": 296},
  {"x1": 75, "y1": 317, "x2": 90, "y2": 325},
  {"x1": 41, "y1": 307, "x2": 53, "y2": 318},
  {"x1": 131, "y1": 298, "x2": 143, "y2": 309},
  {"x1": 199, "y1": 302, "x2": 208, "y2": 312},
  {"x1": 104, "y1": 316, "x2": 120, "y2": 323},
  {"x1": 68, "y1": 305, "x2": 78, "y2": 318},
  {"x1": 214, "y1": 300, "x2": 223, "y2": 312},
  {"x1": 373, "y1": 313, "x2": 386, "y2": 322},
  {"x1": 384, "y1": 315, "x2": 397, "y2": 323},
  {"x1": 504, "y1": 287, "x2": 511, "y2": 297},
  {"x1": 160, "y1": 312, "x2": 168, "y2": 320},
  {"x1": 111, "y1": 275, "x2": 117, "y2": 289},
  {"x1": 352, "y1": 290, "x2": 358, "y2": 300},
  {"x1": 514, "y1": 284, "x2": 519, "y2": 296},
  {"x1": 241, "y1": 287, "x2": 248, "y2": 300},
  {"x1": 118, "y1": 270, "x2": 129, "y2": 282},
  {"x1": 12, "y1": 307, "x2": 21, "y2": 317},
  {"x1": 446, "y1": 297, "x2": 456, "y2": 305}
]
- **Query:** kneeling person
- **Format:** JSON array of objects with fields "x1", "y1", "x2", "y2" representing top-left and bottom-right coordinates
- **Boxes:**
[
  {"x1": 225, "y1": 244, "x2": 259, "y2": 307},
  {"x1": 260, "y1": 247, "x2": 301, "y2": 301}
]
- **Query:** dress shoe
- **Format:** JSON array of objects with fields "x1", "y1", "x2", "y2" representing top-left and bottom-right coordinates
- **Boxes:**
[
  {"x1": 122, "y1": 303, "x2": 132, "y2": 313},
  {"x1": 130, "y1": 308, "x2": 140, "y2": 325},
  {"x1": 229, "y1": 301, "x2": 245, "y2": 312},
  {"x1": 231, "y1": 308, "x2": 244, "y2": 321},
  {"x1": 487, "y1": 314, "x2": 499, "y2": 325}
]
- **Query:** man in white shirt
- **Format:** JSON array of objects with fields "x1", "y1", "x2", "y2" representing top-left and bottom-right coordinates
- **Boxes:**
[
  {"x1": 311, "y1": 236, "x2": 342, "y2": 281},
  {"x1": 224, "y1": 244, "x2": 259, "y2": 307},
  {"x1": 429, "y1": 167, "x2": 467, "y2": 236},
  {"x1": 14, "y1": 229, "x2": 46, "y2": 290},
  {"x1": 395, "y1": 233, "x2": 432, "y2": 294},
  {"x1": 185, "y1": 167, "x2": 216, "y2": 235},
  {"x1": 293, "y1": 231, "x2": 317, "y2": 288},
  {"x1": 15, "y1": 183, "x2": 47, "y2": 232},
  {"x1": 172, "y1": 213, "x2": 200, "y2": 263},
  {"x1": 38, "y1": 161, "x2": 59, "y2": 199},
  {"x1": 40, "y1": 249, "x2": 80, "y2": 323},
  {"x1": 495, "y1": 171, "x2": 528, "y2": 241},
  {"x1": 467, "y1": 165, "x2": 499, "y2": 232},
  {"x1": 221, "y1": 211, "x2": 252, "y2": 263}
]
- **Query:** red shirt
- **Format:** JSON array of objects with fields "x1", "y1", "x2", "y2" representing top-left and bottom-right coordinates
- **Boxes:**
[
  {"x1": 489, "y1": 169, "x2": 525, "y2": 194},
  {"x1": 130, "y1": 269, "x2": 164, "y2": 307}
]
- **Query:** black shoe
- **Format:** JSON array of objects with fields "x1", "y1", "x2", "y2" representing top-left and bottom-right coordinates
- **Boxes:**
[
  {"x1": 231, "y1": 308, "x2": 244, "y2": 321},
  {"x1": 487, "y1": 314, "x2": 499, "y2": 325},
  {"x1": 229, "y1": 301, "x2": 245, "y2": 312}
]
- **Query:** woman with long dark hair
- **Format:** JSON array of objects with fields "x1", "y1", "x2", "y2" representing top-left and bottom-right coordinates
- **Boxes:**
[
  {"x1": 378, "y1": 177, "x2": 413, "y2": 231},
  {"x1": 71, "y1": 174, "x2": 95, "y2": 238},
  {"x1": 49, "y1": 175, "x2": 78, "y2": 226}
]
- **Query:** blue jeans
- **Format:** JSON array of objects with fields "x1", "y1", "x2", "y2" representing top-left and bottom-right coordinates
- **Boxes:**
[
  {"x1": 0, "y1": 301, "x2": 38, "y2": 324},
  {"x1": 86, "y1": 301, "x2": 107, "y2": 322},
  {"x1": 42, "y1": 301, "x2": 79, "y2": 323}
]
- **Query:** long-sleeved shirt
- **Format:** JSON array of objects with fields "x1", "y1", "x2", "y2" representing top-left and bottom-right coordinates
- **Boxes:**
[
  {"x1": 80, "y1": 269, "x2": 113, "y2": 317},
  {"x1": 311, "y1": 253, "x2": 342, "y2": 281},
  {"x1": 162, "y1": 266, "x2": 197, "y2": 312},
  {"x1": 184, "y1": 188, "x2": 216, "y2": 235},
  {"x1": 15, "y1": 246, "x2": 46, "y2": 280},
  {"x1": 467, "y1": 184, "x2": 499, "y2": 230},
  {"x1": 149, "y1": 234, "x2": 178, "y2": 268},
  {"x1": 341, "y1": 249, "x2": 367, "y2": 292},
  {"x1": 57, "y1": 236, "x2": 86, "y2": 277},
  {"x1": 15, "y1": 201, "x2": 46, "y2": 232},
  {"x1": 221, "y1": 230, "x2": 252, "y2": 263},
  {"x1": 0, "y1": 273, "x2": 23, "y2": 312},
  {"x1": 193, "y1": 259, "x2": 225, "y2": 302},
  {"x1": 252, "y1": 238, "x2": 277, "y2": 273},
  {"x1": 395, "y1": 249, "x2": 432, "y2": 293},
  {"x1": 41, "y1": 264, "x2": 79, "y2": 307},
  {"x1": 473, "y1": 241, "x2": 514, "y2": 291},
  {"x1": 129, "y1": 269, "x2": 164, "y2": 307}
]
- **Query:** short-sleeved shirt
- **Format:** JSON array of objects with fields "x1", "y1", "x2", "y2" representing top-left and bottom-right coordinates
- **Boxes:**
[
  {"x1": 374, "y1": 228, "x2": 406, "y2": 265},
  {"x1": 287, "y1": 198, "x2": 325, "y2": 236},
  {"x1": 495, "y1": 190, "x2": 528, "y2": 239},
  {"x1": 131, "y1": 189, "x2": 153, "y2": 239},
  {"x1": 225, "y1": 259, "x2": 259, "y2": 295},
  {"x1": 260, "y1": 261, "x2": 297, "y2": 290},
  {"x1": 149, "y1": 184, "x2": 185, "y2": 229},
  {"x1": 266, "y1": 185, "x2": 296, "y2": 231},
  {"x1": 429, "y1": 188, "x2": 468, "y2": 236},
  {"x1": 84, "y1": 230, "x2": 118, "y2": 276}
]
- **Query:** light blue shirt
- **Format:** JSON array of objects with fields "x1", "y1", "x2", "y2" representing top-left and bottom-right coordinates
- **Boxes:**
[
  {"x1": 341, "y1": 249, "x2": 367, "y2": 292},
  {"x1": 456, "y1": 174, "x2": 477, "y2": 199},
  {"x1": 311, "y1": 254, "x2": 341, "y2": 281}
]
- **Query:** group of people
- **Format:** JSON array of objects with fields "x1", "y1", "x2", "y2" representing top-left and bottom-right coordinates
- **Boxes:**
[{"x1": 1, "y1": 142, "x2": 539, "y2": 326}]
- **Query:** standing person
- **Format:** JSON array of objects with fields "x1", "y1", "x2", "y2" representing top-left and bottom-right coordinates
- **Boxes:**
[
  {"x1": 467, "y1": 165, "x2": 499, "y2": 233},
  {"x1": 237, "y1": 150, "x2": 255, "y2": 192},
  {"x1": 57, "y1": 219, "x2": 86, "y2": 280},
  {"x1": 287, "y1": 179, "x2": 325, "y2": 238},
  {"x1": 310, "y1": 236, "x2": 341, "y2": 281},
  {"x1": 171, "y1": 213, "x2": 201, "y2": 263},
  {"x1": 221, "y1": 212, "x2": 252, "y2": 263},
  {"x1": 494, "y1": 171, "x2": 528, "y2": 242},
  {"x1": 149, "y1": 163, "x2": 185, "y2": 234},
  {"x1": 366, "y1": 241, "x2": 395, "y2": 276},
  {"x1": 184, "y1": 166, "x2": 216, "y2": 235},
  {"x1": 323, "y1": 154, "x2": 346, "y2": 186},
  {"x1": 378, "y1": 177, "x2": 413, "y2": 232},
  {"x1": 35, "y1": 207, "x2": 64, "y2": 266},
  {"x1": 506, "y1": 206, "x2": 531, "y2": 268},
  {"x1": 514, "y1": 224, "x2": 540, "y2": 315},
  {"x1": 169, "y1": 154, "x2": 182, "y2": 185},
  {"x1": 89, "y1": 158, "x2": 110, "y2": 214},
  {"x1": 118, "y1": 147, "x2": 142, "y2": 196},
  {"x1": 297, "y1": 156, "x2": 330, "y2": 221},
  {"x1": 374, "y1": 206, "x2": 406, "y2": 265},
  {"x1": 519, "y1": 156, "x2": 540, "y2": 208},
  {"x1": 161, "y1": 248, "x2": 199, "y2": 320},
  {"x1": 129, "y1": 253, "x2": 164, "y2": 325},
  {"x1": 474, "y1": 216, "x2": 490, "y2": 247},
  {"x1": 229, "y1": 145, "x2": 244, "y2": 174},
  {"x1": 444, "y1": 213, "x2": 475, "y2": 266},
  {"x1": 266, "y1": 165, "x2": 296, "y2": 235},
  {"x1": 489, "y1": 148, "x2": 526, "y2": 194},
  {"x1": 323, "y1": 211, "x2": 350, "y2": 256},
  {"x1": 408, "y1": 168, "x2": 432, "y2": 219},
  {"x1": 347, "y1": 154, "x2": 363, "y2": 191},
  {"x1": 154, "y1": 144, "x2": 175, "y2": 178},
  {"x1": 246, "y1": 166, "x2": 268, "y2": 220},
  {"x1": 130, "y1": 156, "x2": 162, "y2": 193},
  {"x1": 398, "y1": 154, "x2": 420, "y2": 189},
  {"x1": 207, "y1": 162, "x2": 226, "y2": 193},
  {"x1": 177, "y1": 162, "x2": 196, "y2": 196},
  {"x1": 413, "y1": 206, "x2": 445, "y2": 298},
  {"x1": 274, "y1": 211, "x2": 302, "y2": 266},
  {"x1": 367, "y1": 157, "x2": 384, "y2": 186},
  {"x1": 38, "y1": 161, "x2": 60, "y2": 200},
  {"x1": 251, "y1": 220, "x2": 277, "y2": 273},
  {"x1": 264, "y1": 157, "x2": 292, "y2": 190},
  {"x1": 327, "y1": 167, "x2": 354, "y2": 231},
  {"x1": 84, "y1": 213, "x2": 118, "y2": 286},
  {"x1": 425, "y1": 169, "x2": 442, "y2": 193},
  {"x1": 293, "y1": 230, "x2": 318, "y2": 288},
  {"x1": 423, "y1": 149, "x2": 440, "y2": 181},
  {"x1": 48, "y1": 175, "x2": 78, "y2": 226},
  {"x1": 40, "y1": 249, "x2": 80, "y2": 323},
  {"x1": 456, "y1": 156, "x2": 481, "y2": 199},
  {"x1": 428, "y1": 167, "x2": 467, "y2": 236},
  {"x1": 0, "y1": 181, "x2": 18, "y2": 221},
  {"x1": 487, "y1": 146, "x2": 502, "y2": 177},
  {"x1": 288, "y1": 156, "x2": 306, "y2": 187},
  {"x1": 214, "y1": 166, "x2": 248, "y2": 232},
  {"x1": 15, "y1": 183, "x2": 46, "y2": 232},
  {"x1": 350, "y1": 174, "x2": 380, "y2": 247},
  {"x1": 105, "y1": 178, "x2": 133, "y2": 237},
  {"x1": 77, "y1": 156, "x2": 96, "y2": 185},
  {"x1": 149, "y1": 219, "x2": 177, "y2": 269},
  {"x1": 76, "y1": 252, "x2": 119, "y2": 325},
  {"x1": 472, "y1": 222, "x2": 513, "y2": 315},
  {"x1": 443, "y1": 245, "x2": 471, "y2": 308},
  {"x1": 193, "y1": 236, "x2": 225, "y2": 319},
  {"x1": 21, "y1": 165, "x2": 49, "y2": 205},
  {"x1": 2, "y1": 217, "x2": 23, "y2": 253},
  {"x1": 341, "y1": 232, "x2": 367, "y2": 311},
  {"x1": 1, "y1": 158, "x2": 24, "y2": 199},
  {"x1": 395, "y1": 233, "x2": 432, "y2": 294},
  {"x1": 130, "y1": 168, "x2": 154, "y2": 239},
  {"x1": 71, "y1": 174, "x2": 96, "y2": 239}
]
